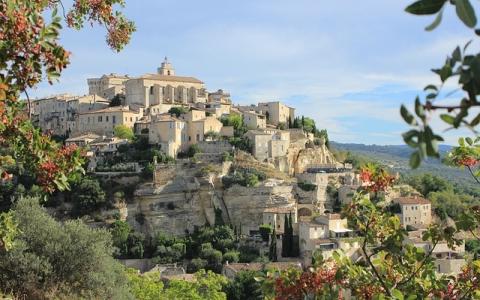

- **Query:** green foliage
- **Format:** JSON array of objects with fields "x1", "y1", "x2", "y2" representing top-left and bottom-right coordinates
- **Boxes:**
[
  {"x1": 224, "y1": 270, "x2": 263, "y2": 300},
  {"x1": 222, "y1": 151, "x2": 234, "y2": 162},
  {"x1": 228, "y1": 136, "x2": 252, "y2": 152},
  {"x1": 111, "y1": 220, "x2": 131, "y2": 256},
  {"x1": 205, "y1": 130, "x2": 221, "y2": 141},
  {"x1": 188, "y1": 258, "x2": 208, "y2": 273},
  {"x1": 429, "y1": 189, "x2": 477, "y2": 218},
  {"x1": 114, "y1": 125, "x2": 135, "y2": 141},
  {"x1": 0, "y1": 211, "x2": 17, "y2": 252},
  {"x1": 222, "y1": 251, "x2": 240, "y2": 264},
  {"x1": 269, "y1": 229, "x2": 278, "y2": 262},
  {"x1": 222, "y1": 167, "x2": 266, "y2": 188},
  {"x1": 70, "y1": 177, "x2": 106, "y2": 216},
  {"x1": 221, "y1": 114, "x2": 243, "y2": 130},
  {"x1": 127, "y1": 269, "x2": 227, "y2": 300},
  {"x1": 298, "y1": 181, "x2": 317, "y2": 191},
  {"x1": 0, "y1": 197, "x2": 130, "y2": 299},
  {"x1": 403, "y1": 173, "x2": 452, "y2": 197},
  {"x1": 110, "y1": 94, "x2": 125, "y2": 107},
  {"x1": 125, "y1": 268, "x2": 164, "y2": 300},
  {"x1": 168, "y1": 106, "x2": 189, "y2": 117},
  {"x1": 259, "y1": 224, "x2": 273, "y2": 242},
  {"x1": 187, "y1": 144, "x2": 202, "y2": 158}
]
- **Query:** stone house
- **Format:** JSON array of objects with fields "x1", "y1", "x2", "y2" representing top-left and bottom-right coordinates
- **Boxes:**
[
  {"x1": 243, "y1": 111, "x2": 267, "y2": 129},
  {"x1": 208, "y1": 89, "x2": 231, "y2": 104},
  {"x1": 65, "y1": 133, "x2": 101, "y2": 147},
  {"x1": 298, "y1": 214, "x2": 357, "y2": 263},
  {"x1": 257, "y1": 101, "x2": 295, "y2": 126},
  {"x1": 195, "y1": 102, "x2": 231, "y2": 118},
  {"x1": 148, "y1": 114, "x2": 187, "y2": 157},
  {"x1": 405, "y1": 230, "x2": 465, "y2": 274},
  {"x1": 180, "y1": 109, "x2": 223, "y2": 145},
  {"x1": 76, "y1": 106, "x2": 142, "y2": 136},
  {"x1": 244, "y1": 129, "x2": 290, "y2": 162},
  {"x1": 393, "y1": 196, "x2": 432, "y2": 229},
  {"x1": 31, "y1": 94, "x2": 109, "y2": 136},
  {"x1": 87, "y1": 73, "x2": 129, "y2": 100}
]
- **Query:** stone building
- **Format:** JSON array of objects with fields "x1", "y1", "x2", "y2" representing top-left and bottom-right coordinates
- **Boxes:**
[
  {"x1": 148, "y1": 114, "x2": 187, "y2": 157},
  {"x1": 87, "y1": 73, "x2": 129, "y2": 100},
  {"x1": 393, "y1": 196, "x2": 432, "y2": 229},
  {"x1": 180, "y1": 109, "x2": 223, "y2": 146},
  {"x1": 125, "y1": 58, "x2": 207, "y2": 108},
  {"x1": 76, "y1": 106, "x2": 142, "y2": 136},
  {"x1": 31, "y1": 94, "x2": 109, "y2": 136},
  {"x1": 244, "y1": 129, "x2": 290, "y2": 162},
  {"x1": 258, "y1": 101, "x2": 295, "y2": 126},
  {"x1": 243, "y1": 111, "x2": 267, "y2": 129},
  {"x1": 208, "y1": 89, "x2": 231, "y2": 104}
]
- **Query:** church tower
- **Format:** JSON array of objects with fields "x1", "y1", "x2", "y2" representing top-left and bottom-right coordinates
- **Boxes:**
[{"x1": 157, "y1": 57, "x2": 175, "y2": 76}]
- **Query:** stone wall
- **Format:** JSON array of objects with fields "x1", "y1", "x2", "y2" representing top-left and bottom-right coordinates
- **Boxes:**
[{"x1": 197, "y1": 141, "x2": 233, "y2": 154}]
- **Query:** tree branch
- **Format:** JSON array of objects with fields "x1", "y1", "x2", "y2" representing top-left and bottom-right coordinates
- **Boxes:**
[{"x1": 467, "y1": 166, "x2": 480, "y2": 185}]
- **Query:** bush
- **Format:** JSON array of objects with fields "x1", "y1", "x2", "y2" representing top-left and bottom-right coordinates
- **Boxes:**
[
  {"x1": 187, "y1": 144, "x2": 202, "y2": 158},
  {"x1": 168, "y1": 106, "x2": 189, "y2": 117},
  {"x1": 222, "y1": 167, "x2": 266, "y2": 188},
  {"x1": 187, "y1": 258, "x2": 208, "y2": 273},
  {"x1": 114, "y1": 125, "x2": 134, "y2": 140},
  {"x1": 238, "y1": 245, "x2": 260, "y2": 263},
  {"x1": 222, "y1": 151, "x2": 234, "y2": 162},
  {"x1": 223, "y1": 251, "x2": 240, "y2": 263},
  {"x1": 0, "y1": 198, "x2": 130, "y2": 299},
  {"x1": 298, "y1": 181, "x2": 317, "y2": 191},
  {"x1": 224, "y1": 270, "x2": 263, "y2": 300},
  {"x1": 70, "y1": 177, "x2": 106, "y2": 216}
]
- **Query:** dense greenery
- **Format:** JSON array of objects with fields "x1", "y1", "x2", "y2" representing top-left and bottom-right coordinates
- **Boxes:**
[
  {"x1": 114, "y1": 124, "x2": 135, "y2": 141},
  {"x1": 0, "y1": 197, "x2": 130, "y2": 299},
  {"x1": 69, "y1": 177, "x2": 106, "y2": 216},
  {"x1": 168, "y1": 106, "x2": 189, "y2": 117},
  {"x1": 222, "y1": 167, "x2": 266, "y2": 188},
  {"x1": 126, "y1": 268, "x2": 228, "y2": 300},
  {"x1": 224, "y1": 270, "x2": 264, "y2": 300}
]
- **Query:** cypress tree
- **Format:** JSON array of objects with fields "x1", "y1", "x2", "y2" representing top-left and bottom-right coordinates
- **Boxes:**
[
  {"x1": 288, "y1": 212, "x2": 294, "y2": 256},
  {"x1": 281, "y1": 215, "x2": 289, "y2": 257},
  {"x1": 269, "y1": 228, "x2": 277, "y2": 262}
]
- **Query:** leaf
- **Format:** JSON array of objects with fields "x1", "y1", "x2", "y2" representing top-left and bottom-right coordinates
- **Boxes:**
[
  {"x1": 414, "y1": 97, "x2": 425, "y2": 119},
  {"x1": 440, "y1": 114, "x2": 455, "y2": 125},
  {"x1": 455, "y1": 0, "x2": 477, "y2": 28},
  {"x1": 403, "y1": 130, "x2": 419, "y2": 147},
  {"x1": 425, "y1": 9, "x2": 443, "y2": 31},
  {"x1": 452, "y1": 46, "x2": 462, "y2": 64},
  {"x1": 466, "y1": 137, "x2": 473, "y2": 145},
  {"x1": 406, "y1": 0, "x2": 446, "y2": 15},
  {"x1": 423, "y1": 84, "x2": 438, "y2": 92},
  {"x1": 401, "y1": 105, "x2": 418, "y2": 125},
  {"x1": 392, "y1": 289, "x2": 404, "y2": 300},
  {"x1": 410, "y1": 151, "x2": 422, "y2": 168}
]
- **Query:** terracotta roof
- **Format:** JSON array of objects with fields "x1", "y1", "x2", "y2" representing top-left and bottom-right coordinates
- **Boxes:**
[
  {"x1": 140, "y1": 74, "x2": 204, "y2": 84},
  {"x1": 79, "y1": 106, "x2": 139, "y2": 115},
  {"x1": 394, "y1": 196, "x2": 430, "y2": 205}
]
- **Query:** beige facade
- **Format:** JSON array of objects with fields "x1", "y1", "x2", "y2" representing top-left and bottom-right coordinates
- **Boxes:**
[
  {"x1": 125, "y1": 58, "x2": 207, "y2": 108},
  {"x1": 148, "y1": 115, "x2": 187, "y2": 157},
  {"x1": 245, "y1": 129, "x2": 290, "y2": 161},
  {"x1": 258, "y1": 101, "x2": 295, "y2": 126},
  {"x1": 393, "y1": 197, "x2": 432, "y2": 229},
  {"x1": 195, "y1": 102, "x2": 231, "y2": 118},
  {"x1": 243, "y1": 111, "x2": 267, "y2": 129},
  {"x1": 180, "y1": 109, "x2": 223, "y2": 145},
  {"x1": 31, "y1": 94, "x2": 109, "y2": 136},
  {"x1": 65, "y1": 133, "x2": 101, "y2": 147},
  {"x1": 208, "y1": 89, "x2": 231, "y2": 104},
  {"x1": 76, "y1": 106, "x2": 142, "y2": 136},
  {"x1": 87, "y1": 74, "x2": 129, "y2": 100}
]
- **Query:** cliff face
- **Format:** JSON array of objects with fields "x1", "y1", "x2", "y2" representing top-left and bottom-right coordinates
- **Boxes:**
[
  {"x1": 223, "y1": 179, "x2": 296, "y2": 235},
  {"x1": 287, "y1": 142, "x2": 338, "y2": 175}
]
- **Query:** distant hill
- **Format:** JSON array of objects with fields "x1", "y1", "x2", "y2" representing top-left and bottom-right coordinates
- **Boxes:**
[{"x1": 330, "y1": 142, "x2": 479, "y2": 194}]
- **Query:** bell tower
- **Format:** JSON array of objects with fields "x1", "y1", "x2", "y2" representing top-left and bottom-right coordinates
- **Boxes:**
[{"x1": 158, "y1": 57, "x2": 175, "y2": 76}]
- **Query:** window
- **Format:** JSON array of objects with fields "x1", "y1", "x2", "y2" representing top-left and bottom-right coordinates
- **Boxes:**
[
  {"x1": 112, "y1": 116, "x2": 116, "y2": 124},
  {"x1": 106, "y1": 116, "x2": 109, "y2": 122},
  {"x1": 98, "y1": 116, "x2": 102, "y2": 122},
  {"x1": 189, "y1": 136, "x2": 191, "y2": 141},
  {"x1": 196, "y1": 134, "x2": 200, "y2": 141},
  {"x1": 130, "y1": 117, "x2": 133, "y2": 122},
  {"x1": 150, "y1": 86, "x2": 154, "y2": 95}
]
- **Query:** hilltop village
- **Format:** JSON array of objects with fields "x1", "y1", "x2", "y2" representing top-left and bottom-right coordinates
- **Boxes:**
[{"x1": 30, "y1": 58, "x2": 465, "y2": 278}]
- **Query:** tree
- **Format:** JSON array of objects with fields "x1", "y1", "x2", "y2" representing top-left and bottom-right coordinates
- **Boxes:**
[
  {"x1": 125, "y1": 268, "x2": 164, "y2": 300},
  {"x1": 111, "y1": 220, "x2": 131, "y2": 257},
  {"x1": 404, "y1": 173, "x2": 452, "y2": 197},
  {"x1": 281, "y1": 215, "x2": 289, "y2": 257},
  {"x1": 0, "y1": 197, "x2": 131, "y2": 299},
  {"x1": 70, "y1": 177, "x2": 106, "y2": 216},
  {"x1": 110, "y1": 94, "x2": 125, "y2": 107},
  {"x1": 269, "y1": 228, "x2": 277, "y2": 262},
  {"x1": 163, "y1": 270, "x2": 228, "y2": 300},
  {"x1": 114, "y1": 124, "x2": 135, "y2": 140},
  {"x1": 168, "y1": 106, "x2": 189, "y2": 117},
  {"x1": 0, "y1": 0, "x2": 134, "y2": 195},
  {"x1": 224, "y1": 270, "x2": 263, "y2": 300},
  {"x1": 259, "y1": 224, "x2": 273, "y2": 242}
]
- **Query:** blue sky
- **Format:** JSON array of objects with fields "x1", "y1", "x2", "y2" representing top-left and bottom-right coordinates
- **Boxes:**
[{"x1": 30, "y1": 0, "x2": 476, "y2": 145}]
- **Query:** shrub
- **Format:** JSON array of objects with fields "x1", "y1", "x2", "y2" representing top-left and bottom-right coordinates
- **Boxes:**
[
  {"x1": 187, "y1": 144, "x2": 202, "y2": 158},
  {"x1": 298, "y1": 181, "x2": 317, "y2": 191},
  {"x1": 114, "y1": 125, "x2": 134, "y2": 140},
  {"x1": 223, "y1": 251, "x2": 240, "y2": 263},
  {"x1": 187, "y1": 258, "x2": 208, "y2": 273},
  {"x1": 70, "y1": 177, "x2": 106, "y2": 216}
]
